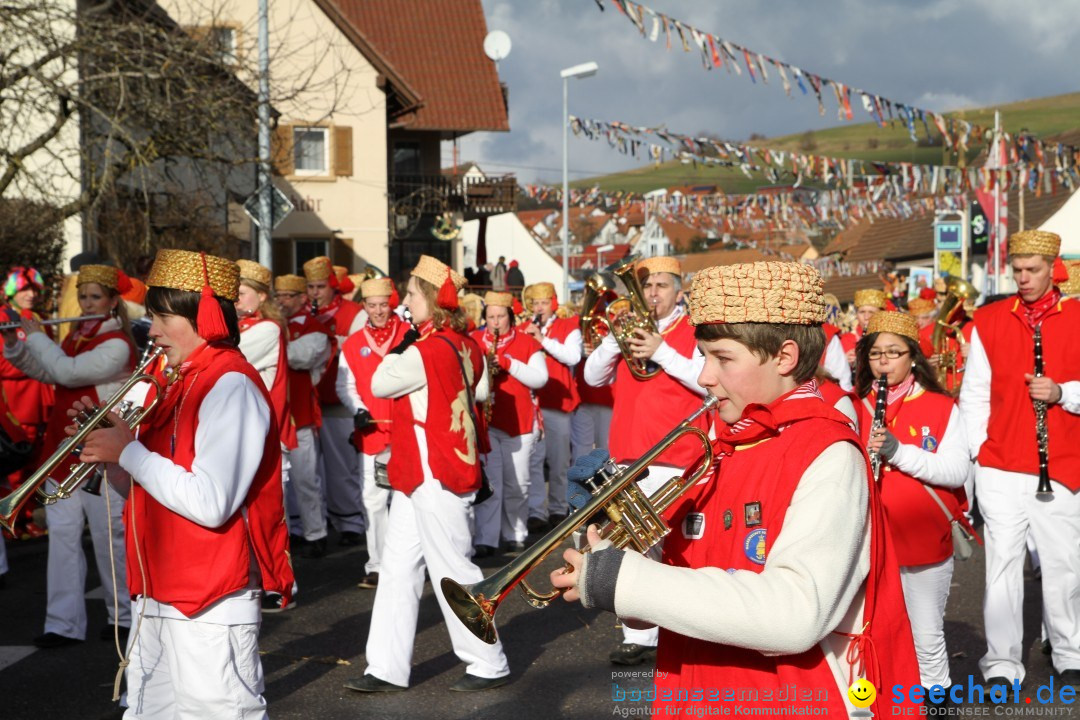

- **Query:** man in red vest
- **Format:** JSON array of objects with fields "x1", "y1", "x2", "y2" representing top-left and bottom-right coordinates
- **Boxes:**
[
  {"x1": 556, "y1": 261, "x2": 920, "y2": 716},
  {"x1": 522, "y1": 282, "x2": 581, "y2": 532},
  {"x1": 337, "y1": 276, "x2": 410, "y2": 588},
  {"x1": 77, "y1": 248, "x2": 294, "y2": 716},
  {"x1": 959, "y1": 230, "x2": 1080, "y2": 689},
  {"x1": 275, "y1": 274, "x2": 332, "y2": 558},
  {"x1": 304, "y1": 256, "x2": 367, "y2": 546},
  {"x1": 841, "y1": 288, "x2": 887, "y2": 366},
  {"x1": 583, "y1": 255, "x2": 708, "y2": 666}
]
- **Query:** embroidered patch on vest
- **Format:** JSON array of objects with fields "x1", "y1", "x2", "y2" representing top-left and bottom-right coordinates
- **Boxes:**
[
  {"x1": 920, "y1": 426, "x2": 937, "y2": 451},
  {"x1": 360, "y1": 347, "x2": 372, "y2": 357},
  {"x1": 723, "y1": 509, "x2": 733, "y2": 530},
  {"x1": 744, "y1": 501, "x2": 762, "y2": 527},
  {"x1": 744, "y1": 528, "x2": 767, "y2": 565},
  {"x1": 682, "y1": 512, "x2": 706, "y2": 540}
]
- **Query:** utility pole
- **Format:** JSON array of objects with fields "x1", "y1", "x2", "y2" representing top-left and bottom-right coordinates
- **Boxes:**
[{"x1": 256, "y1": 0, "x2": 272, "y2": 264}]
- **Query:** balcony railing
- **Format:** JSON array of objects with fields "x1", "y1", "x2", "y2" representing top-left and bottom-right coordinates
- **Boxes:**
[{"x1": 388, "y1": 173, "x2": 517, "y2": 217}]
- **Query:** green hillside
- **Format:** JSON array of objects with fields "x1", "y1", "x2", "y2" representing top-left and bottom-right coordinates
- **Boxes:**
[{"x1": 572, "y1": 92, "x2": 1080, "y2": 195}]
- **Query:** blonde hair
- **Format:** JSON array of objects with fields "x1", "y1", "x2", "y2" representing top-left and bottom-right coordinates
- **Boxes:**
[
  {"x1": 240, "y1": 278, "x2": 285, "y2": 331},
  {"x1": 414, "y1": 276, "x2": 468, "y2": 334}
]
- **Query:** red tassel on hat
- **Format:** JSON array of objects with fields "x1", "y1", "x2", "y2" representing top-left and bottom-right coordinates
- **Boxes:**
[
  {"x1": 196, "y1": 252, "x2": 230, "y2": 342},
  {"x1": 115, "y1": 269, "x2": 133, "y2": 295},
  {"x1": 885, "y1": 299, "x2": 897, "y2": 311},
  {"x1": 338, "y1": 275, "x2": 355, "y2": 295},
  {"x1": 919, "y1": 287, "x2": 936, "y2": 300},
  {"x1": 327, "y1": 266, "x2": 339, "y2": 289},
  {"x1": 388, "y1": 281, "x2": 400, "y2": 310},
  {"x1": 436, "y1": 268, "x2": 459, "y2": 310},
  {"x1": 511, "y1": 297, "x2": 524, "y2": 316},
  {"x1": 550, "y1": 296, "x2": 559, "y2": 312},
  {"x1": 1053, "y1": 256, "x2": 1069, "y2": 284}
]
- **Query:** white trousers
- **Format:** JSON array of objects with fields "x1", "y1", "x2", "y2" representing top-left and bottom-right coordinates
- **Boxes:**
[
  {"x1": 528, "y1": 409, "x2": 572, "y2": 520},
  {"x1": 900, "y1": 558, "x2": 954, "y2": 688},
  {"x1": 124, "y1": 616, "x2": 266, "y2": 720},
  {"x1": 571, "y1": 403, "x2": 613, "y2": 460},
  {"x1": 976, "y1": 465, "x2": 1080, "y2": 680},
  {"x1": 286, "y1": 426, "x2": 327, "y2": 541},
  {"x1": 364, "y1": 478, "x2": 510, "y2": 687},
  {"x1": 475, "y1": 427, "x2": 535, "y2": 547},
  {"x1": 620, "y1": 463, "x2": 682, "y2": 649},
  {"x1": 45, "y1": 481, "x2": 130, "y2": 639},
  {"x1": 360, "y1": 452, "x2": 390, "y2": 573},
  {"x1": 320, "y1": 414, "x2": 364, "y2": 534}
]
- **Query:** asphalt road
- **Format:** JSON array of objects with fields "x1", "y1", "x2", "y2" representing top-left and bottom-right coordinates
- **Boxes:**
[{"x1": 0, "y1": 521, "x2": 1071, "y2": 720}]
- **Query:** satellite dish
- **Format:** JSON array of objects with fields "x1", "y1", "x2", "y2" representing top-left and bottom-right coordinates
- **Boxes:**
[{"x1": 483, "y1": 30, "x2": 512, "y2": 63}]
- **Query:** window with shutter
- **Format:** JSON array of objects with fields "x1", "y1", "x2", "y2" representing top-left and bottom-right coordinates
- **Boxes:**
[
  {"x1": 333, "y1": 126, "x2": 353, "y2": 177},
  {"x1": 293, "y1": 127, "x2": 329, "y2": 176}
]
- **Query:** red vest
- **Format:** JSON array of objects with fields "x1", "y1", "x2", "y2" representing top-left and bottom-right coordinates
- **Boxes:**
[
  {"x1": 388, "y1": 329, "x2": 483, "y2": 496},
  {"x1": 817, "y1": 377, "x2": 854, "y2": 418},
  {"x1": 840, "y1": 326, "x2": 862, "y2": 355},
  {"x1": 974, "y1": 296, "x2": 1080, "y2": 489},
  {"x1": 535, "y1": 317, "x2": 581, "y2": 413},
  {"x1": 128, "y1": 343, "x2": 294, "y2": 616},
  {"x1": 658, "y1": 401, "x2": 920, "y2": 714},
  {"x1": 43, "y1": 325, "x2": 135, "y2": 481},
  {"x1": 313, "y1": 295, "x2": 363, "y2": 406},
  {"x1": 342, "y1": 316, "x2": 410, "y2": 454},
  {"x1": 857, "y1": 387, "x2": 965, "y2": 566},
  {"x1": 0, "y1": 311, "x2": 54, "y2": 426},
  {"x1": 285, "y1": 313, "x2": 331, "y2": 429},
  {"x1": 471, "y1": 329, "x2": 541, "y2": 437},
  {"x1": 239, "y1": 317, "x2": 297, "y2": 450},
  {"x1": 576, "y1": 360, "x2": 614, "y2": 407},
  {"x1": 608, "y1": 313, "x2": 709, "y2": 467}
]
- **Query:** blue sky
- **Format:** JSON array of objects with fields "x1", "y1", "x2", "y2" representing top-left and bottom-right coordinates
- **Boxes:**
[{"x1": 445, "y1": 0, "x2": 1079, "y2": 185}]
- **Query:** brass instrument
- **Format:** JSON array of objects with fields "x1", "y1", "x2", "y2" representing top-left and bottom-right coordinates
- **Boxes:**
[
  {"x1": 580, "y1": 256, "x2": 660, "y2": 379},
  {"x1": 483, "y1": 329, "x2": 500, "y2": 423},
  {"x1": 868, "y1": 374, "x2": 889, "y2": 481},
  {"x1": 0, "y1": 313, "x2": 108, "y2": 332},
  {"x1": 580, "y1": 272, "x2": 616, "y2": 354},
  {"x1": 932, "y1": 277, "x2": 978, "y2": 392},
  {"x1": 1033, "y1": 325, "x2": 1053, "y2": 499},
  {"x1": 443, "y1": 395, "x2": 718, "y2": 643},
  {"x1": 0, "y1": 344, "x2": 173, "y2": 534},
  {"x1": 361, "y1": 264, "x2": 388, "y2": 280}
]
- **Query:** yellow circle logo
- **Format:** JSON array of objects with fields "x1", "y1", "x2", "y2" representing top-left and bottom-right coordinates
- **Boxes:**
[{"x1": 848, "y1": 678, "x2": 876, "y2": 708}]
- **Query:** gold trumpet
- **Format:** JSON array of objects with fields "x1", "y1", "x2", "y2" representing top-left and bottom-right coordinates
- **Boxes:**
[
  {"x1": 580, "y1": 256, "x2": 660, "y2": 379},
  {"x1": 0, "y1": 344, "x2": 173, "y2": 534},
  {"x1": 443, "y1": 395, "x2": 718, "y2": 643}
]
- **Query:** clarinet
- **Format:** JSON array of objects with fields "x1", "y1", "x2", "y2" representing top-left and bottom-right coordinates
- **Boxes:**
[
  {"x1": 1034, "y1": 325, "x2": 1054, "y2": 499},
  {"x1": 310, "y1": 295, "x2": 319, "y2": 318},
  {"x1": 483, "y1": 329, "x2": 500, "y2": 423},
  {"x1": 868, "y1": 374, "x2": 889, "y2": 481}
]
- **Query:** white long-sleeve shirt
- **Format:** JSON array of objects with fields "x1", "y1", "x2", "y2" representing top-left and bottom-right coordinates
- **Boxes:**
[
  {"x1": 285, "y1": 316, "x2": 330, "y2": 385},
  {"x1": 3, "y1": 318, "x2": 130, "y2": 399},
  {"x1": 505, "y1": 350, "x2": 549, "y2": 390},
  {"x1": 539, "y1": 316, "x2": 582, "y2": 367},
  {"x1": 823, "y1": 335, "x2": 853, "y2": 391},
  {"x1": 117, "y1": 371, "x2": 271, "y2": 625},
  {"x1": 583, "y1": 305, "x2": 706, "y2": 396},
  {"x1": 959, "y1": 328, "x2": 1080, "y2": 461},
  {"x1": 885, "y1": 402, "x2": 970, "y2": 489},
  {"x1": 238, "y1": 320, "x2": 280, "y2": 392}
]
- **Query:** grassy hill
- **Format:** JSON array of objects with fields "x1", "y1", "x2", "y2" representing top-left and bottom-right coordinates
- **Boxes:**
[{"x1": 571, "y1": 92, "x2": 1080, "y2": 195}]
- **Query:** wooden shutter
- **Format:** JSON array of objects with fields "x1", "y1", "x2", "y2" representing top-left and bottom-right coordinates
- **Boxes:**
[
  {"x1": 271, "y1": 124, "x2": 294, "y2": 176},
  {"x1": 333, "y1": 126, "x2": 353, "y2": 177},
  {"x1": 332, "y1": 236, "x2": 354, "y2": 268},
  {"x1": 271, "y1": 238, "x2": 292, "y2": 276}
]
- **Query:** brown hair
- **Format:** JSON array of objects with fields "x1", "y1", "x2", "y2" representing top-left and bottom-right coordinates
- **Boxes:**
[
  {"x1": 240, "y1": 278, "x2": 285, "y2": 331},
  {"x1": 145, "y1": 286, "x2": 241, "y2": 345},
  {"x1": 414, "y1": 275, "x2": 468, "y2": 334},
  {"x1": 82, "y1": 283, "x2": 135, "y2": 348},
  {"x1": 694, "y1": 322, "x2": 825, "y2": 385},
  {"x1": 854, "y1": 332, "x2": 946, "y2": 397}
]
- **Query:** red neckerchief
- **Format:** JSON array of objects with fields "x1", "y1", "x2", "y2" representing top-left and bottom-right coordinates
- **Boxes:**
[
  {"x1": 63, "y1": 318, "x2": 106, "y2": 353},
  {"x1": 868, "y1": 373, "x2": 915, "y2": 425},
  {"x1": 1020, "y1": 288, "x2": 1061, "y2": 330},
  {"x1": 366, "y1": 313, "x2": 400, "y2": 348},
  {"x1": 713, "y1": 381, "x2": 825, "y2": 455},
  {"x1": 142, "y1": 341, "x2": 222, "y2": 434},
  {"x1": 314, "y1": 294, "x2": 342, "y2": 323},
  {"x1": 238, "y1": 311, "x2": 263, "y2": 332},
  {"x1": 483, "y1": 327, "x2": 515, "y2": 352},
  {"x1": 416, "y1": 319, "x2": 435, "y2": 339}
]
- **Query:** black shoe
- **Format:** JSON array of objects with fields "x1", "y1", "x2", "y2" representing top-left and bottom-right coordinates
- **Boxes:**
[
  {"x1": 527, "y1": 517, "x2": 548, "y2": 534},
  {"x1": 33, "y1": 632, "x2": 83, "y2": 649},
  {"x1": 343, "y1": 674, "x2": 407, "y2": 693},
  {"x1": 261, "y1": 592, "x2": 295, "y2": 613},
  {"x1": 473, "y1": 544, "x2": 497, "y2": 559},
  {"x1": 299, "y1": 537, "x2": 327, "y2": 559},
  {"x1": 449, "y1": 673, "x2": 509, "y2": 692},
  {"x1": 502, "y1": 540, "x2": 526, "y2": 555},
  {"x1": 1043, "y1": 639, "x2": 1052, "y2": 656},
  {"x1": 547, "y1": 513, "x2": 567, "y2": 530},
  {"x1": 1059, "y1": 669, "x2": 1080, "y2": 688},
  {"x1": 608, "y1": 643, "x2": 656, "y2": 666},
  {"x1": 99, "y1": 624, "x2": 130, "y2": 644},
  {"x1": 357, "y1": 572, "x2": 379, "y2": 589},
  {"x1": 984, "y1": 676, "x2": 1021, "y2": 694},
  {"x1": 338, "y1": 531, "x2": 364, "y2": 547}
]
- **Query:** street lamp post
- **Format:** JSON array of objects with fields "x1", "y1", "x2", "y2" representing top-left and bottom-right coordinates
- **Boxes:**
[{"x1": 561, "y1": 61, "x2": 598, "y2": 301}]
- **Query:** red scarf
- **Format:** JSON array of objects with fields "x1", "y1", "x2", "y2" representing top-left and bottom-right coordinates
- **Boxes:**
[
  {"x1": 142, "y1": 342, "x2": 221, "y2": 435},
  {"x1": 366, "y1": 314, "x2": 400, "y2": 348},
  {"x1": 65, "y1": 318, "x2": 106, "y2": 351},
  {"x1": 237, "y1": 311, "x2": 263, "y2": 331},
  {"x1": 482, "y1": 327, "x2": 515, "y2": 352},
  {"x1": 713, "y1": 381, "x2": 827, "y2": 455},
  {"x1": 866, "y1": 373, "x2": 915, "y2": 425},
  {"x1": 1021, "y1": 288, "x2": 1061, "y2": 329}
]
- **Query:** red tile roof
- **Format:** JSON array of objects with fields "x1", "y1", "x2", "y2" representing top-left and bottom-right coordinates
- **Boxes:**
[
  {"x1": 658, "y1": 219, "x2": 707, "y2": 252},
  {"x1": 571, "y1": 244, "x2": 632, "y2": 272},
  {"x1": 329, "y1": 0, "x2": 509, "y2": 134}
]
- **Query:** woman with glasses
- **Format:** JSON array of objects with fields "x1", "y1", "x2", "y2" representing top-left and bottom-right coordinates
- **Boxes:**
[{"x1": 854, "y1": 311, "x2": 972, "y2": 705}]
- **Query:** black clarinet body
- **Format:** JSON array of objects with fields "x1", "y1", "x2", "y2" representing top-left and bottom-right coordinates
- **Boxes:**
[
  {"x1": 1034, "y1": 325, "x2": 1054, "y2": 499},
  {"x1": 868, "y1": 374, "x2": 889, "y2": 481}
]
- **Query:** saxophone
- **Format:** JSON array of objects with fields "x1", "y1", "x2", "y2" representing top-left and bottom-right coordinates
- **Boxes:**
[
  {"x1": 868, "y1": 374, "x2": 889, "y2": 481},
  {"x1": 483, "y1": 328, "x2": 500, "y2": 423}
]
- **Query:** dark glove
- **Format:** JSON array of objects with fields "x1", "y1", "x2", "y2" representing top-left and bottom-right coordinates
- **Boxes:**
[
  {"x1": 353, "y1": 408, "x2": 374, "y2": 433},
  {"x1": 880, "y1": 430, "x2": 900, "y2": 461},
  {"x1": 388, "y1": 327, "x2": 420, "y2": 355}
]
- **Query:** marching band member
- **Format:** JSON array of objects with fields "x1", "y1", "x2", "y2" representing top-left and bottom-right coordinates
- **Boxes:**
[
  {"x1": 908, "y1": 295, "x2": 938, "y2": 359},
  {"x1": 820, "y1": 292, "x2": 853, "y2": 391},
  {"x1": 2, "y1": 264, "x2": 134, "y2": 648},
  {"x1": 570, "y1": 360, "x2": 614, "y2": 462},
  {"x1": 337, "y1": 276, "x2": 410, "y2": 587},
  {"x1": 841, "y1": 288, "x2": 887, "y2": 367},
  {"x1": 345, "y1": 256, "x2": 510, "y2": 694},
  {"x1": 855, "y1": 311, "x2": 971, "y2": 697},
  {"x1": 555, "y1": 261, "x2": 920, "y2": 716},
  {"x1": 582, "y1": 256, "x2": 707, "y2": 666},
  {"x1": 77, "y1": 249, "x2": 294, "y2": 717},
  {"x1": 959, "y1": 230, "x2": 1080, "y2": 689},
  {"x1": 304, "y1": 256, "x2": 366, "y2": 546},
  {"x1": 521, "y1": 282, "x2": 581, "y2": 532},
  {"x1": 472, "y1": 291, "x2": 547, "y2": 557},
  {"x1": 275, "y1": 274, "x2": 332, "y2": 558}
]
